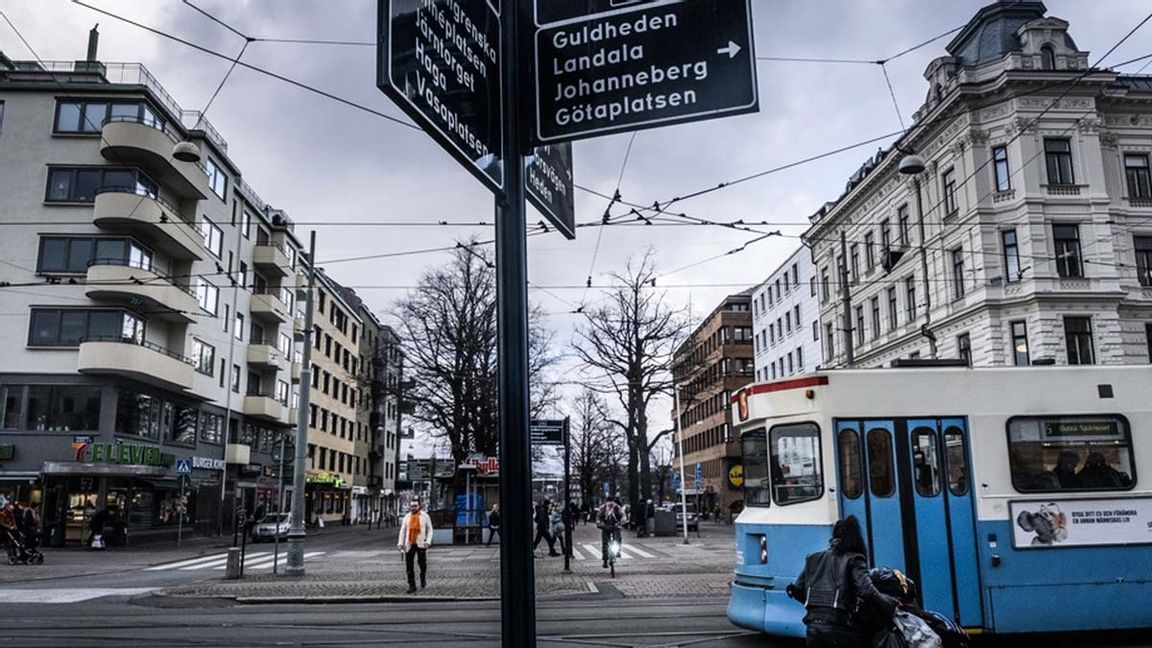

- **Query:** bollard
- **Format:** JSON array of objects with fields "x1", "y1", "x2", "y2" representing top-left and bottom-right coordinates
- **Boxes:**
[{"x1": 224, "y1": 547, "x2": 242, "y2": 580}]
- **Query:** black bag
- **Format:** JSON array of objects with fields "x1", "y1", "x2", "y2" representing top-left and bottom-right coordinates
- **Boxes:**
[
  {"x1": 870, "y1": 567, "x2": 916, "y2": 602},
  {"x1": 911, "y1": 610, "x2": 969, "y2": 648},
  {"x1": 873, "y1": 626, "x2": 909, "y2": 648}
]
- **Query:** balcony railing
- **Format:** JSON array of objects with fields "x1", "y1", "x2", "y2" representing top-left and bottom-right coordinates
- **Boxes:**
[
  {"x1": 102, "y1": 115, "x2": 209, "y2": 175},
  {"x1": 80, "y1": 335, "x2": 194, "y2": 365}
]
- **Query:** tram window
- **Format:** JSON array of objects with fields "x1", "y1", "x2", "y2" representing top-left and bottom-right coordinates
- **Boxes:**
[
  {"x1": 838, "y1": 429, "x2": 863, "y2": 499},
  {"x1": 769, "y1": 422, "x2": 823, "y2": 505},
  {"x1": 741, "y1": 428, "x2": 771, "y2": 507},
  {"x1": 1007, "y1": 415, "x2": 1136, "y2": 493},
  {"x1": 867, "y1": 429, "x2": 895, "y2": 497},
  {"x1": 911, "y1": 429, "x2": 941, "y2": 497},
  {"x1": 944, "y1": 427, "x2": 969, "y2": 496}
]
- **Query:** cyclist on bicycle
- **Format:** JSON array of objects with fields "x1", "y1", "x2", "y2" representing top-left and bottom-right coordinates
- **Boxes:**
[{"x1": 597, "y1": 497, "x2": 623, "y2": 569}]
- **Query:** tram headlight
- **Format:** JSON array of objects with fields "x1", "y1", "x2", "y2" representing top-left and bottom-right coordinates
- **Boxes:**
[{"x1": 759, "y1": 535, "x2": 768, "y2": 564}]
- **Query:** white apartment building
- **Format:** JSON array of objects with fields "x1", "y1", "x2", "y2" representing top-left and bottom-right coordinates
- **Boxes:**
[
  {"x1": 0, "y1": 41, "x2": 315, "y2": 545},
  {"x1": 803, "y1": 1, "x2": 1152, "y2": 369},
  {"x1": 751, "y1": 246, "x2": 823, "y2": 381}
]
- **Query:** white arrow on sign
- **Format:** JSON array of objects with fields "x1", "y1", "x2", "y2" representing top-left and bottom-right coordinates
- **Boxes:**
[{"x1": 717, "y1": 40, "x2": 742, "y2": 59}]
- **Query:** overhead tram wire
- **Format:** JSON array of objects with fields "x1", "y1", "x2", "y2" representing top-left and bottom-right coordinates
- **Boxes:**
[{"x1": 579, "y1": 132, "x2": 639, "y2": 310}]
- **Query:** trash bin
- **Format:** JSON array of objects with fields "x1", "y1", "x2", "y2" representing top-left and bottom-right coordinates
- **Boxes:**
[{"x1": 654, "y1": 510, "x2": 676, "y2": 537}]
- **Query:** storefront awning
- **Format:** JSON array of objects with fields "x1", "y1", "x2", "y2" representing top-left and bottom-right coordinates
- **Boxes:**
[{"x1": 42, "y1": 461, "x2": 168, "y2": 477}]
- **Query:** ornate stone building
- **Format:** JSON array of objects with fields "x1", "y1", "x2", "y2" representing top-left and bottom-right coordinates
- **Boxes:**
[{"x1": 803, "y1": 1, "x2": 1152, "y2": 369}]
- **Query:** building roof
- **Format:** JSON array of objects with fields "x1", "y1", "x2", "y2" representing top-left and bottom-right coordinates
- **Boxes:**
[{"x1": 945, "y1": 1, "x2": 1059, "y2": 67}]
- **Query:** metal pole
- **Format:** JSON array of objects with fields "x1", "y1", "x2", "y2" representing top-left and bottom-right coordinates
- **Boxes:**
[
  {"x1": 840, "y1": 230, "x2": 855, "y2": 367},
  {"x1": 674, "y1": 384, "x2": 689, "y2": 545},
  {"x1": 273, "y1": 434, "x2": 286, "y2": 574},
  {"x1": 286, "y1": 231, "x2": 318, "y2": 576},
  {"x1": 177, "y1": 475, "x2": 185, "y2": 548},
  {"x1": 913, "y1": 175, "x2": 937, "y2": 358},
  {"x1": 497, "y1": 0, "x2": 535, "y2": 644},
  {"x1": 563, "y1": 417, "x2": 571, "y2": 572}
]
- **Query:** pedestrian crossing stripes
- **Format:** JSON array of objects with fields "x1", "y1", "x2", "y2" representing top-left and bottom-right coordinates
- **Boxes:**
[
  {"x1": 145, "y1": 551, "x2": 325, "y2": 571},
  {"x1": 573, "y1": 543, "x2": 654, "y2": 561}
]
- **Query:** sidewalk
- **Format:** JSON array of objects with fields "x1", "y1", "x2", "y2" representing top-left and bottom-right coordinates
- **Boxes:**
[{"x1": 158, "y1": 524, "x2": 736, "y2": 603}]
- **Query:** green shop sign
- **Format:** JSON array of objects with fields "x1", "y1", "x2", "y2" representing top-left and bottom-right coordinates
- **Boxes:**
[{"x1": 88, "y1": 443, "x2": 176, "y2": 468}]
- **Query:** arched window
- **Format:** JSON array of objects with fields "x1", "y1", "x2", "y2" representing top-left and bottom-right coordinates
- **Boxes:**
[{"x1": 1041, "y1": 45, "x2": 1056, "y2": 70}]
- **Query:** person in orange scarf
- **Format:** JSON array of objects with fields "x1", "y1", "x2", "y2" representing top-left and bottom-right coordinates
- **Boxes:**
[{"x1": 397, "y1": 499, "x2": 433, "y2": 593}]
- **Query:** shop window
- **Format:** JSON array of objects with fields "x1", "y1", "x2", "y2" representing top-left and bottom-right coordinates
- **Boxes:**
[
  {"x1": 769, "y1": 422, "x2": 823, "y2": 506},
  {"x1": 1008, "y1": 415, "x2": 1135, "y2": 492},
  {"x1": 0, "y1": 384, "x2": 101, "y2": 431},
  {"x1": 838, "y1": 428, "x2": 863, "y2": 499}
]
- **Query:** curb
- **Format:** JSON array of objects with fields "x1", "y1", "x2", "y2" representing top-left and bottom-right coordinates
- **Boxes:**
[{"x1": 233, "y1": 594, "x2": 502, "y2": 604}]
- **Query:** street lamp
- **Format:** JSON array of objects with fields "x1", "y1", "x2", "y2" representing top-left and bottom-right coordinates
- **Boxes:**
[
  {"x1": 898, "y1": 152, "x2": 938, "y2": 358},
  {"x1": 672, "y1": 383, "x2": 690, "y2": 545}
]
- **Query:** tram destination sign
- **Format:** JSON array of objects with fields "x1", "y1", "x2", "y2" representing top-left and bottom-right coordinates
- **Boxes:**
[{"x1": 533, "y1": 0, "x2": 757, "y2": 144}]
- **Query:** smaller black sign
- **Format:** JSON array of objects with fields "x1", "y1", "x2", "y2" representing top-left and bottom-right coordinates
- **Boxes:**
[
  {"x1": 530, "y1": 419, "x2": 567, "y2": 445},
  {"x1": 526, "y1": 143, "x2": 575, "y2": 239}
]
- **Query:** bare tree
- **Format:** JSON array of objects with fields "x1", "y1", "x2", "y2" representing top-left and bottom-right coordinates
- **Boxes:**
[
  {"x1": 393, "y1": 241, "x2": 557, "y2": 466},
  {"x1": 568, "y1": 388, "x2": 626, "y2": 508},
  {"x1": 573, "y1": 251, "x2": 683, "y2": 518}
]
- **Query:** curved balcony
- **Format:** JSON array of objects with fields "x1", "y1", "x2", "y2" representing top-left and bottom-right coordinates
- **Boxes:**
[
  {"x1": 85, "y1": 260, "x2": 199, "y2": 323},
  {"x1": 243, "y1": 393, "x2": 288, "y2": 424},
  {"x1": 253, "y1": 242, "x2": 291, "y2": 277},
  {"x1": 247, "y1": 344, "x2": 285, "y2": 370},
  {"x1": 77, "y1": 336, "x2": 195, "y2": 393},
  {"x1": 100, "y1": 117, "x2": 209, "y2": 200},
  {"x1": 250, "y1": 292, "x2": 290, "y2": 324},
  {"x1": 93, "y1": 188, "x2": 206, "y2": 261}
]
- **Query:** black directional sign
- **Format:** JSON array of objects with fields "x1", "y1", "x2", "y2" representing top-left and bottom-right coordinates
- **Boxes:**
[
  {"x1": 535, "y1": 0, "x2": 661, "y2": 27},
  {"x1": 378, "y1": 0, "x2": 504, "y2": 192},
  {"x1": 532, "y1": 0, "x2": 758, "y2": 144},
  {"x1": 378, "y1": 0, "x2": 576, "y2": 238},
  {"x1": 526, "y1": 143, "x2": 575, "y2": 239},
  {"x1": 529, "y1": 419, "x2": 566, "y2": 446}
]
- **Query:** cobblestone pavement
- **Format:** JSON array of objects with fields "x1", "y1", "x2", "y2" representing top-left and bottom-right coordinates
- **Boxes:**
[{"x1": 160, "y1": 522, "x2": 737, "y2": 602}]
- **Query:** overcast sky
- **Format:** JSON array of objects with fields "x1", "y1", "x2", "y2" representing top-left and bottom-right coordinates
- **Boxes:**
[{"x1": 4, "y1": 0, "x2": 1150, "y2": 458}]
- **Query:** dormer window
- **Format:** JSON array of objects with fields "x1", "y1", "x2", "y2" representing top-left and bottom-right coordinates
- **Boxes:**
[{"x1": 1040, "y1": 45, "x2": 1056, "y2": 70}]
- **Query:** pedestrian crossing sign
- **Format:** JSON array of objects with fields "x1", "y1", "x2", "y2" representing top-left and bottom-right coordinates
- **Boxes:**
[{"x1": 176, "y1": 459, "x2": 192, "y2": 475}]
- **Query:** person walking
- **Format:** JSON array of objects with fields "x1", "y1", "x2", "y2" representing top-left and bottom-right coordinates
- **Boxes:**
[
  {"x1": 88, "y1": 504, "x2": 114, "y2": 549},
  {"x1": 549, "y1": 502, "x2": 566, "y2": 557},
  {"x1": 786, "y1": 516, "x2": 899, "y2": 648},
  {"x1": 486, "y1": 503, "x2": 501, "y2": 547},
  {"x1": 532, "y1": 498, "x2": 558, "y2": 557},
  {"x1": 397, "y1": 499, "x2": 433, "y2": 594},
  {"x1": 597, "y1": 497, "x2": 623, "y2": 568}
]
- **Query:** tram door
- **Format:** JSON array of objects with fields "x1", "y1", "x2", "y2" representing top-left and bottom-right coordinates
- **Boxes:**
[{"x1": 835, "y1": 418, "x2": 982, "y2": 627}]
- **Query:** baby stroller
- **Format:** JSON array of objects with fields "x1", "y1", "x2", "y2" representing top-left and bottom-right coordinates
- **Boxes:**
[{"x1": 5, "y1": 528, "x2": 44, "y2": 565}]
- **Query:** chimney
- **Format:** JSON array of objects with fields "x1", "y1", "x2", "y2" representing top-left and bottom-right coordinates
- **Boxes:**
[
  {"x1": 86, "y1": 24, "x2": 100, "y2": 62},
  {"x1": 74, "y1": 25, "x2": 105, "y2": 76}
]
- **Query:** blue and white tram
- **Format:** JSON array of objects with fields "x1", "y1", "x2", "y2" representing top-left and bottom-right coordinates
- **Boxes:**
[{"x1": 727, "y1": 366, "x2": 1152, "y2": 637}]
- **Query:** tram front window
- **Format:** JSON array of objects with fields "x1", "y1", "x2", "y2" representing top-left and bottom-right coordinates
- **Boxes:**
[
  {"x1": 769, "y1": 422, "x2": 823, "y2": 505},
  {"x1": 742, "y1": 429, "x2": 771, "y2": 507},
  {"x1": 1008, "y1": 415, "x2": 1136, "y2": 492}
]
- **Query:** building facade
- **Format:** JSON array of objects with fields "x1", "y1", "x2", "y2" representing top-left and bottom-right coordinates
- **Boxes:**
[
  {"x1": 672, "y1": 291, "x2": 754, "y2": 516},
  {"x1": 303, "y1": 271, "x2": 364, "y2": 524},
  {"x1": 804, "y1": 1, "x2": 1152, "y2": 369},
  {"x1": 751, "y1": 246, "x2": 823, "y2": 381},
  {"x1": 0, "y1": 46, "x2": 310, "y2": 545}
]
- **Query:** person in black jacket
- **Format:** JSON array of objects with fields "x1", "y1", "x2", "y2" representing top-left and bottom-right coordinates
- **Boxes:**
[
  {"x1": 786, "y1": 516, "x2": 899, "y2": 648},
  {"x1": 532, "y1": 498, "x2": 558, "y2": 556},
  {"x1": 486, "y1": 503, "x2": 501, "y2": 546}
]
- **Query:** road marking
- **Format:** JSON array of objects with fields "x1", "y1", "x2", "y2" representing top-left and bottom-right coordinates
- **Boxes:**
[
  {"x1": 585, "y1": 580, "x2": 598, "y2": 593},
  {"x1": 569, "y1": 546, "x2": 586, "y2": 560},
  {"x1": 227, "y1": 551, "x2": 325, "y2": 570},
  {"x1": 622, "y1": 544, "x2": 656, "y2": 558},
  {"x1": 145, "y1": 552, "x2": 272, "y2": 571},
  {"x1": 582, "y1": 544, "x2": 603, "y2": 561},
  {"x1": 0, "y1": 588, "x2": 154, "y2": 603}
]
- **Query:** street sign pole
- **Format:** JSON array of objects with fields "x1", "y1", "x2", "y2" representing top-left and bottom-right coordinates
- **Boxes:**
[
  {"x1": 562, "y1": 416, "x2": 571, "y2": 573},
  {"x1": 674, "y1": 384, "x2": 689, "y2": 545},
  {"x1": 497, "y1": 1, "x2": 535, "y2": 646},
  {"x1": 286, "y1": 231, "x2": 318, "y2": 577}
]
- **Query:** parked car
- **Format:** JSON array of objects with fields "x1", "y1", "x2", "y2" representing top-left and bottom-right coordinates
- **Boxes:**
[
  {"x1": 675, "y1": 504, "x2": 699, "y2": 532},
  {"x1": 251, "y1": 513, "x2": 290, "y2": 542}
]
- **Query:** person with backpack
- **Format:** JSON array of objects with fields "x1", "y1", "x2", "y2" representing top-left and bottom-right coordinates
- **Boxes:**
[
  {"x1": 597, "y1": 497, "x2": 623, "y2": 569},
  {"x1": 786, "y1": 516, "x2": 899, "y2": 647}
]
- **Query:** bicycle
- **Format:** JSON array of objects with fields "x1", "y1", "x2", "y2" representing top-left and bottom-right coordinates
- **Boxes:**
[{"x1": 606, "y1": 530, "x2": 621, "y2": 578}]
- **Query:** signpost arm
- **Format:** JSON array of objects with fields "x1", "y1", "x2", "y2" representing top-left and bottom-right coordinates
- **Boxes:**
[
  {"x1": 497, "y1": 0, "x2": 536, "y2": 645},
  {"x1": 287, "y1": 231, "x2": 318, "y2": 577}
]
